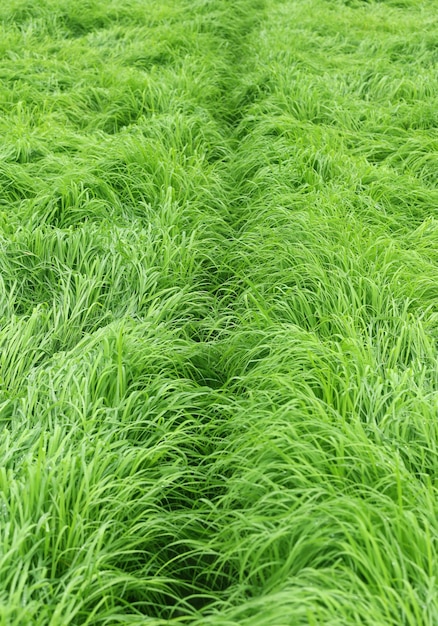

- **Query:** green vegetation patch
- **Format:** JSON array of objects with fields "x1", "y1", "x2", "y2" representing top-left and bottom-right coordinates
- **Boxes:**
[{"x1": 0, "y1": 0, "x2": 437, "y2": 623}]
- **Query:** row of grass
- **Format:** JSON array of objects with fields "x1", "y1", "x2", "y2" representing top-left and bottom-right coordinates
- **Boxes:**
[{"x1": 0, "y1": 0, "x2": 437, "y2": 623}]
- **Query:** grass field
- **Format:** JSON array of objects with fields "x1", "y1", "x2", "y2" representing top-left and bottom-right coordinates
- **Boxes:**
[{"x1": 0, "y1": 0, "x2": 438, "y2": 623}]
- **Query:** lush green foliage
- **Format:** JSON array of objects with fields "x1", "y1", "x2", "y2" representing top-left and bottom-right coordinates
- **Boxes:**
[{"x1": 0, "y1": 0, "x2": 437, "y2": 623}]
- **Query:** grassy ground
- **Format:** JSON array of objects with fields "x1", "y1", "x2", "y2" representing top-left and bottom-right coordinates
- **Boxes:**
[{"x1": 0, "y1": 0, "x2": 437, "y2": 623}]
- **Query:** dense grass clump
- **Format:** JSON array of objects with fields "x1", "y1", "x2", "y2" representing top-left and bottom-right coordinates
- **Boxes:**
[{"x1": 0, "y1": 0, "x2": 437, "y2": 623}]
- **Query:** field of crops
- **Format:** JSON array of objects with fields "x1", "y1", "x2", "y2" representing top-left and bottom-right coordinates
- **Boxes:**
[{"x1": 0, "y1": 0, "x2": 437, "y2": 623}]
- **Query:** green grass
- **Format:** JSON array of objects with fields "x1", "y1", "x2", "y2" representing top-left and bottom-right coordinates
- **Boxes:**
[{"x1": 0, "y1": 0, "x2": 437, "y2": 623}]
